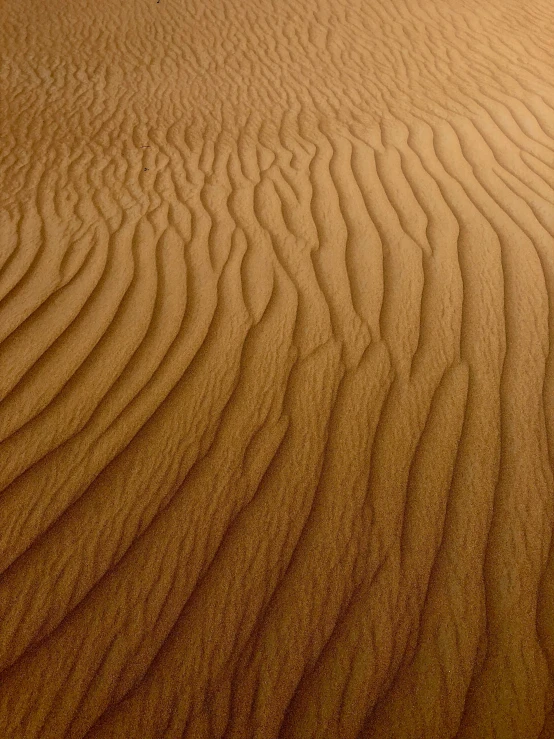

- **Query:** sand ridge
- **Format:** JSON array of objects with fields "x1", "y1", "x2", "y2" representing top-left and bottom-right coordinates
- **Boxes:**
[{"x1": 1, "y1": 0, "x2": 554, "y2": 737}]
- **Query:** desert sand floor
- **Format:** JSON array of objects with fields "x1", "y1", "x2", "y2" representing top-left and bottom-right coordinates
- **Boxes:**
[{"x1": 1, "y1": 0, "x2": 554, "y2": 737}]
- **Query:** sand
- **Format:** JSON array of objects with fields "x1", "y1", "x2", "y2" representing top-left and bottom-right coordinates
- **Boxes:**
[{"x1": 1, "y1": 0, "x2": 554, "y2": 736}]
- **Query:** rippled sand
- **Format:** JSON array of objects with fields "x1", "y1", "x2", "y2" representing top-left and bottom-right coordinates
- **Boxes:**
[{"x1": 1, "y1": 0, "x2": 554, "y2": 737}]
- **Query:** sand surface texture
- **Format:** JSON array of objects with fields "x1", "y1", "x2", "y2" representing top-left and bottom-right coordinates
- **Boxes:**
[{"x1": 2, "y1": 0, "x2": 554, "y2": 736}]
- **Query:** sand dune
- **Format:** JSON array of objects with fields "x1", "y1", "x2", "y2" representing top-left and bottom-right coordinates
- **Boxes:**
[{"x1": 1, "y1": 0, "x2": 554, "y2": 736}]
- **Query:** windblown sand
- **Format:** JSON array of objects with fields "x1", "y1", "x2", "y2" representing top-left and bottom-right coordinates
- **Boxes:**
[{"x1": 1, "y1": 0, "x2": 554, "y2": 737}]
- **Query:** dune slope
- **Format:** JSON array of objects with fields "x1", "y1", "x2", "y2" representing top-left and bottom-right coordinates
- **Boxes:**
[{"x1": 1, "y1": 0, "x2": 554, "y2": 736}]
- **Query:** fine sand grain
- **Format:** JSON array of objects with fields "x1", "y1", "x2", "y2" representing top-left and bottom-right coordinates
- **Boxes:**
[{"x1": 1, "y1": 0, "x2": 554, "y2": 737}]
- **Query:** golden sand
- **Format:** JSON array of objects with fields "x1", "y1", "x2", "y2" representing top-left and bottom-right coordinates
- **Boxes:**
[{"x1": 1, "y1": 0, "x2": 554, "y2": 736}]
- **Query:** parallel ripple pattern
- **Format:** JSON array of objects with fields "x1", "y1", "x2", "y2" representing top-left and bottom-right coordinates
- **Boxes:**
[{"x1": 1, "y1": 0, "x2": 554, "y2": 736}]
